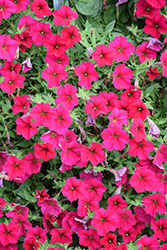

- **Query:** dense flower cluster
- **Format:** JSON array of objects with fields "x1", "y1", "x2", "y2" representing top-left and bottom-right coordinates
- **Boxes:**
[{"x1": 0, "y1": 0, "x2": 167, "y2": 249}]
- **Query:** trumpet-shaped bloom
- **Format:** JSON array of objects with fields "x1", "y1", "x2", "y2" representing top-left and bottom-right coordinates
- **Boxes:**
[
  {"x1": 60, "y1": 141, "x2": 81, "y2": 166},
  {"x1": 85, "y1": 95, "x2": 108, "y2": 118},
  {"x1": 16, "y1": 116, "x2": 38, "y2": 140},
  {"x1": 117, "y1": 208, "x2": 136, "y2": 230},
  {"x1": 136, "y1": 235, "x2": 160, "y2": 250},
  {"x1": 136, "y1": 41, "x2": 157, "y2": 63},
  {"x1": 62, "y1": 177, "x2": 85, "y2": 202},
  {"x1": 0, "y1": 222, "x2": 19, "y2": 246},
  {"x1": 146, "y1": 67, "x2": 160, "y2": 80},
  {"x1": 3, "y1": 155, "x2": 27, "y2": 180},
  {"x1": 81, "y1": 142, "x2": 105, "y2": 166},
  {"x1": 108, "y1": 36, "x2": 135, "y2": 62},
  {"x1": 48, "y1": 106, "x2": 72, "y2": 134},
  {"x1": 101, "y1": 123, "x2": 129, "y2": 151},
  {"x1": 23, "y1": 153, "x2": 41, "y2": 175},
  {"x1": 42, "y1": 63, "x2": 68, "y2": 88},
  {"x1": 0, "y1": 35, "x2": 18, "y2": 62},
  {"x1": 78, "y1": 228, "x2": 101, "y2": 250},
  {"x1": 29, "y1": 22, "x2": 52, "y2": 46},
  {"x1": 130, "y1": 118, "x2": 146, "y2": 142},
  {"x1": 34, "y1": 142, "x2": 56, "y2": 161},
  {"x1": 142, "y1": 193, "x2": 166, "y2": 217},
  {"x1": 50, "y1": 228, "x2": 72, "y2": 245},
  {"x1": 0, "y1": 61, "x2": 21, "y2": 75},
  {"x1": 30, "y1": 0, "x2": 51, "y2": 18},
  {"x1": 151, "y1": 218, "x2": 167, "y2": 241},
  {"x1": 153, "y1": 143, "x2": 167, "y2": 166},
  {"x1": 91, "y1": 208, "x2": 117, "y2": 236},
  {"x1": 12, "y1": 95, "x2": 31, "y2": 115},
  {"x1": 136, "y1": 0, "x2": 160, "y2": 18},
  {"x1": 128, "y1": 138, "x2": 154, "y2": 160},
  {"x1": 108, "y1": 107, "x2": 128, "y2": 126},
  {"x1": 112, "y1": 64, "x2": 133, "y2": 89},
  {"x1": 75, "y1": 61, "x2": 99, "y2": 89},
  {"x1": 30, "y1": 102, "x2": 55, "y2": 127},
  {"x1": 0, "y1": 0, "x2": 16, "y2": 20},
  {"x1": 60, "y1": 25, "x2": 81, "y2": 48},
  {"x1": 55, "y1": 83, "x2": 78, "y2": 110},
  {"x1": 45, "y1": 53, "x2": 69, "y2": 68},
  {"x1": 53, "y1": 5, "x2": 78, "y2": 26},
  {"x1": 0, "y1": 71, "x2": 25, "y2": 95},
  {"x1": 84, "y1": 178, "x2": 106, "y2": 201},
  {"x1": 9, "y1": 0, "x2": 30, "y2": 13},
  {"x1": 144, "y1": 14, "x2": 167, "y2": 39},
  {"x1": 128, "y1": 99, "x2": 150, "y2": 121},
  {"x1": 129, "y1": 167, "x2": 155, "y2": 193},
  {"x1": 44, "y1": 34, "x2": 68, "y2": 57},
  {"x1": 92, "y1": 44, "x2": 113, "y2": 67}
]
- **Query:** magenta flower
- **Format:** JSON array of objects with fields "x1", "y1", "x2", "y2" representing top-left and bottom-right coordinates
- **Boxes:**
[
  {"x1": 108, "y1": 36, "x2": 135, "y2": 62},
  {"x1": 0, "y1": 35, "x2": 18, "y2": 61},
  {"x1": 92, "y1": 44, "x2": 113, "y2": 67},
  {"x1": 153, "y1": 143, "x2": 167, "y2": 166},
  {"x1": 75, "y1": 61, "x2": 99, "y2": 89},
  {"x1": 101, "y1": 123, "x2": 129, "y2": 151},
  {"x1": 112, "y1": 64, "x2": 133, "y2": 89},
  {"x1": 62, "y1": 177, "x2": 85, "y2": 202}
]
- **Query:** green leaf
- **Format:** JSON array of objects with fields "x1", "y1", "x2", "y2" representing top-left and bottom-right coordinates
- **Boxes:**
[
  {"x1": 105, "y1": 20, "x2": 116, "y2": 33},
  {"x1": 73, "y1": 0, "x2": 103, "y2": 16},
  {"x1": 104, "y1": 6, "x2": 116, "y2": 24}
]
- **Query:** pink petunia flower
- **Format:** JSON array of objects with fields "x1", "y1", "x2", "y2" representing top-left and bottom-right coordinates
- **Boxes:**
[
  {"x1": 0, "y1": 35, "x2": 18, "y2": 61},
  {"x1": 16, "y1": 115, "x2": 38, "y2": 140},
  {"x1": 0, "y1": 71, "x2": 25, "y2": 95},
  {"x1": 81, "y1": 142, "x2": 105, "y2": 166},
  {"x1": 50, "y1": 228, "x2": 72, "y2": 245},
  {"x1": 136, "y1": 41, "x2": 157, "y2": 63},
  {"x1": 60, "y1": 25, "x2": 81, "y2": 48},
  {"x1": 75, "y1": 61, "x2": 99, "y2": 89},
  {"x1": 34, "y1": 142, "x2": 56, "y2": 161},
  {"x1": 136, "y1": 0, "x2": 160, "y2": 18},
  {"x1": 101, "y1": 123, "x2": 129, "y2": 151},
  {"x1": 144, "y1": 14, "x2": 167, "y2": 39},
  {"x1": 129, "y1": 166, "x2": 155, "y2": 193},
  {"x1": 42, "y1": 63, "x2": 68, "y2": 88},
  {"x1": 91, "y1": 208, "x2": 117, "y2": 236},
  {"x1": 0, "y1": 0, "x2": 16, "y2": 20},
  {"x1": 29, "y1": 21, "x2": 52, "y2": 46},
  {"x1": 44, "y1": 34, "x2": 68, "y2": 57},
  {"x1": 78, "y1": 228, "x2": 101, "y2": 250},
  {"x1": 53, "y1": 5, "x2": 78, "y2": 26},
  {"x1": 30, "y1": 0, "x2": 51, "y2": 18},
  {"x1": 84, "y1": 95, "x2": 108, "y2": 118},
  {"x1": 62, "y1": 177, "x2": 85, "y2": 202},
  {"x1": 108, "y1": 36, "x2": 135, "y2": 62},
  {"x1": 92, "y1": 44, "x2": 113, "y2": 67},
  {"x1": 136, "y1": 235, "x2": 160, "y2": 250},
  {"x1": 55, "y1": 83, "x2": 78, "y2": 110},
  {"x1": 153, "y1": 143, "x2": 167, "y2": 166},
  {"x1": 142, "y1": 193, "x2": 166, "y2": 217},
  {"x1": 128, "y1": 138, "x2": 154, "y2": 160},
  {"x1": 112, "y1": 64, "x2": 133, "y2": 89}
]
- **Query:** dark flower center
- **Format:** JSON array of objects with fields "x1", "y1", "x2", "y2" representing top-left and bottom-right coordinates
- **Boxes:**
[
  {"x1": 89, "y1": 236, "x2": 93, "y2": 240},
  {"x1": 161, "y1": 178, "x2": 167, "y2": 183},
  {"x1": 84, "y1": 72, "x2": 88, "y2": 76},
  {"x1": 93, "y1": 106, "x2": 98, "y2": 110},
  {"x1": 38, "y1": 5, "x2": 42, "y2": 9},
  {"x1": 117, "y1": 47, "x2": 123, "y2": 52},
  {"x1": 139, "y1": 175, "x2": 144, "y2": 180},
  {"x1": 100, "y1": 217, "x2": 105, "y2": 222},
  {"x1": 14, "y1": 0, "x2": 18, "y2": 3},
  {"x1": 70, "y1": 34, "x2": 74, "y2": 39},
  {"x1": 138, "y1": 142, "x2": 143, "y2": 147},
  {"x1": 5, "y1": 230, "x2": 10, "y2": 234},
  {"x1": 153, "y1": 200, "x2": 157, "y2": 204},
  {"x1": 125, "y1": 233, "x2": 129, "y2": 236},
  {"x1": 108, "y1": 239, "x2": 112, "y2": 243},
  {"x1": 114, "y1": 201, "x2": 118, "y2": 205},
  {"x1": 0, "y1": 6, "x2": 5, "y2": 10},
  {"x1": 159, "y1": 226, "x2": 163, "y2": 229},
  {"x1": 128, "y1": 92, "x2": 132, "y2": 96},
  {"x1": 146, "y1": 7, "x2": 150, "y2": 11},
  {"x1": 57, "y1": 60, "x2": 61, "y2": 64},
  {"x1": 71, "y1": 186, "x2": 75, "y2": 190},
  {"x1": 40, "y1": 30, "x2": 45, "y2": 35},
  {"x1": 52, "y1": 72, "x2": 57, "y2": 76},
  {"x1": 85, "y1": 202, "x2": 89, "y2": 207},
  {"x1": 55, "y1": 45, "x2": 59, "y2": 49},
  {"x1": 33, "y1": 159, "x2": 37, "y2": 163},
  {"x1": 1, "y1": 45, "x2": 6, "y2": 49},
  {"x1": 89, "y1": 186, "x2": 94, "y2": 190},
  {"x1": 154, "y1": 24, "x2": 159, "y2": 28},
  {"x1": 14, "y1": 163, "x2": 19, "y2": 167},
  {"x1": 138, "y1": 107, "x2": 142, "y2": 111},
  {"x1": 100, "y1": 53, "x2": 104, "y2": 58},
  {"x1": 142, "y1": 52, "x2": 146, "y2": 56},
  {"x1": 17, "y1": 209, "x2": 22, "y2": 214},
  {"x1": 41, "y1": 110, "x2": 47, "y2": 115},
  {"x1": 8, "y1": 80, "x2": 14, "y2": 85},
  {"x1": 58, "y1": 115, "x2": 63, "y2": 121},
  {"x1": 10, "y1": 67, "x2": 14, "y2": 71},
  {"x1": 113, "y1": 133, "x2": 118, "y2": 138},
  {"x1": 137, "y1": 126, "x2": 141, "y2": 131},
  {"x1": 143, "y1": 247, "x2": 148, "y2": 250}
]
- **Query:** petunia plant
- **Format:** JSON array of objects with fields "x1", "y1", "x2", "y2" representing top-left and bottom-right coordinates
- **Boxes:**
[{"x1": 0, "y1": 0, "x2": 167, "y2": 249}]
